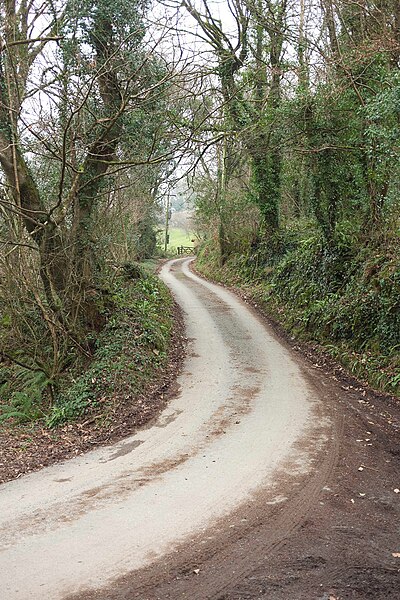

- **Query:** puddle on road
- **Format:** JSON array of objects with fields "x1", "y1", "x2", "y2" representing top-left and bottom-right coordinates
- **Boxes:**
[
  {"x1": 107, "y1": 439, "x2": 144, "y2": 461},
  {"x1": 155, "y1": 409, "x2": 183, "y2": 428}
]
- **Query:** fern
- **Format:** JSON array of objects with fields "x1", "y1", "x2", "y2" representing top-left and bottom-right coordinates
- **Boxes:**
[{"x1": 0, "y1": 368, "x2": 51, "y2": 424}]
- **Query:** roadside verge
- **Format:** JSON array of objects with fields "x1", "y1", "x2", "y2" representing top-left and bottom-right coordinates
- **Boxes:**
[{"x1": 0, "y1": 270, "x2": 186, "y2": 484}]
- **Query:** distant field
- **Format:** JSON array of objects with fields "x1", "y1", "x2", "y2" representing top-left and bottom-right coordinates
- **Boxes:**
[{"x1": 168, "y1": 228, "x2": 195, "y2": 249}]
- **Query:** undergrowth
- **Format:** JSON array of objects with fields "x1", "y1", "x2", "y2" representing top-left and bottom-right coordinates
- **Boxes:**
[
  {"x1": 0, "y1": 266, "x2": 175, "y2": 426},
  {"x1": 196, "y1": 234, "x2": 400, "y2": 396}
]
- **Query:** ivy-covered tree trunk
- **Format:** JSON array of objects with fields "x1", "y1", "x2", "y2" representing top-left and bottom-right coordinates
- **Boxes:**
[
  {"x1": 69, "y1": 7, "x2": 123, "y2": 309},
  {"x1": 250, "y1": 150, "x2": 280, "y2": 231},
  {"x1": 184, "y1": 0, "x2": 287, "y2": 234}
]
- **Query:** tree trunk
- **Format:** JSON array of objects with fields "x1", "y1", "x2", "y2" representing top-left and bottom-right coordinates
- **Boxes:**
[
  {"x1": 250, "y1": 150, "x2": 280, "y2": 231},
  {"x1": 70, "y1": 9, "x2": 123, "y2": 293},
  {"x1": 0, "y1": 109, "x2": 65, "y2": 314}
]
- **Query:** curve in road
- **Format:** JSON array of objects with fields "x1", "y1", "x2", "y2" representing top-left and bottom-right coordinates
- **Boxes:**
[{"x1": 0, "y1": 258, "x2": 332, "y2": 599}]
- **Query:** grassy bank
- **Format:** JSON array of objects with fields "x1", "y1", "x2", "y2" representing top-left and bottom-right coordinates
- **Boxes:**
[
  {"x1": 196, "y1": 237, "x2": 399, "y2": 396},
  {"x1": 168, "y1": 228, "x2": 194, "y2": 251},
  {"x1": 0, "y1": 265, "x2": 176, "y2": 428}
]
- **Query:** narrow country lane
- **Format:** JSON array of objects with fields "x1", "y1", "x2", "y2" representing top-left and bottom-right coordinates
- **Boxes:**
[{"x1": 0, "y1": 258, "x2": 333, "y2": 600}]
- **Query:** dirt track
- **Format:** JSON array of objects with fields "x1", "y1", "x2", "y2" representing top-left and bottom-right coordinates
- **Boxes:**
[{"x1": 0, "y1": 258, "x2": 399, "y2": 599}]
